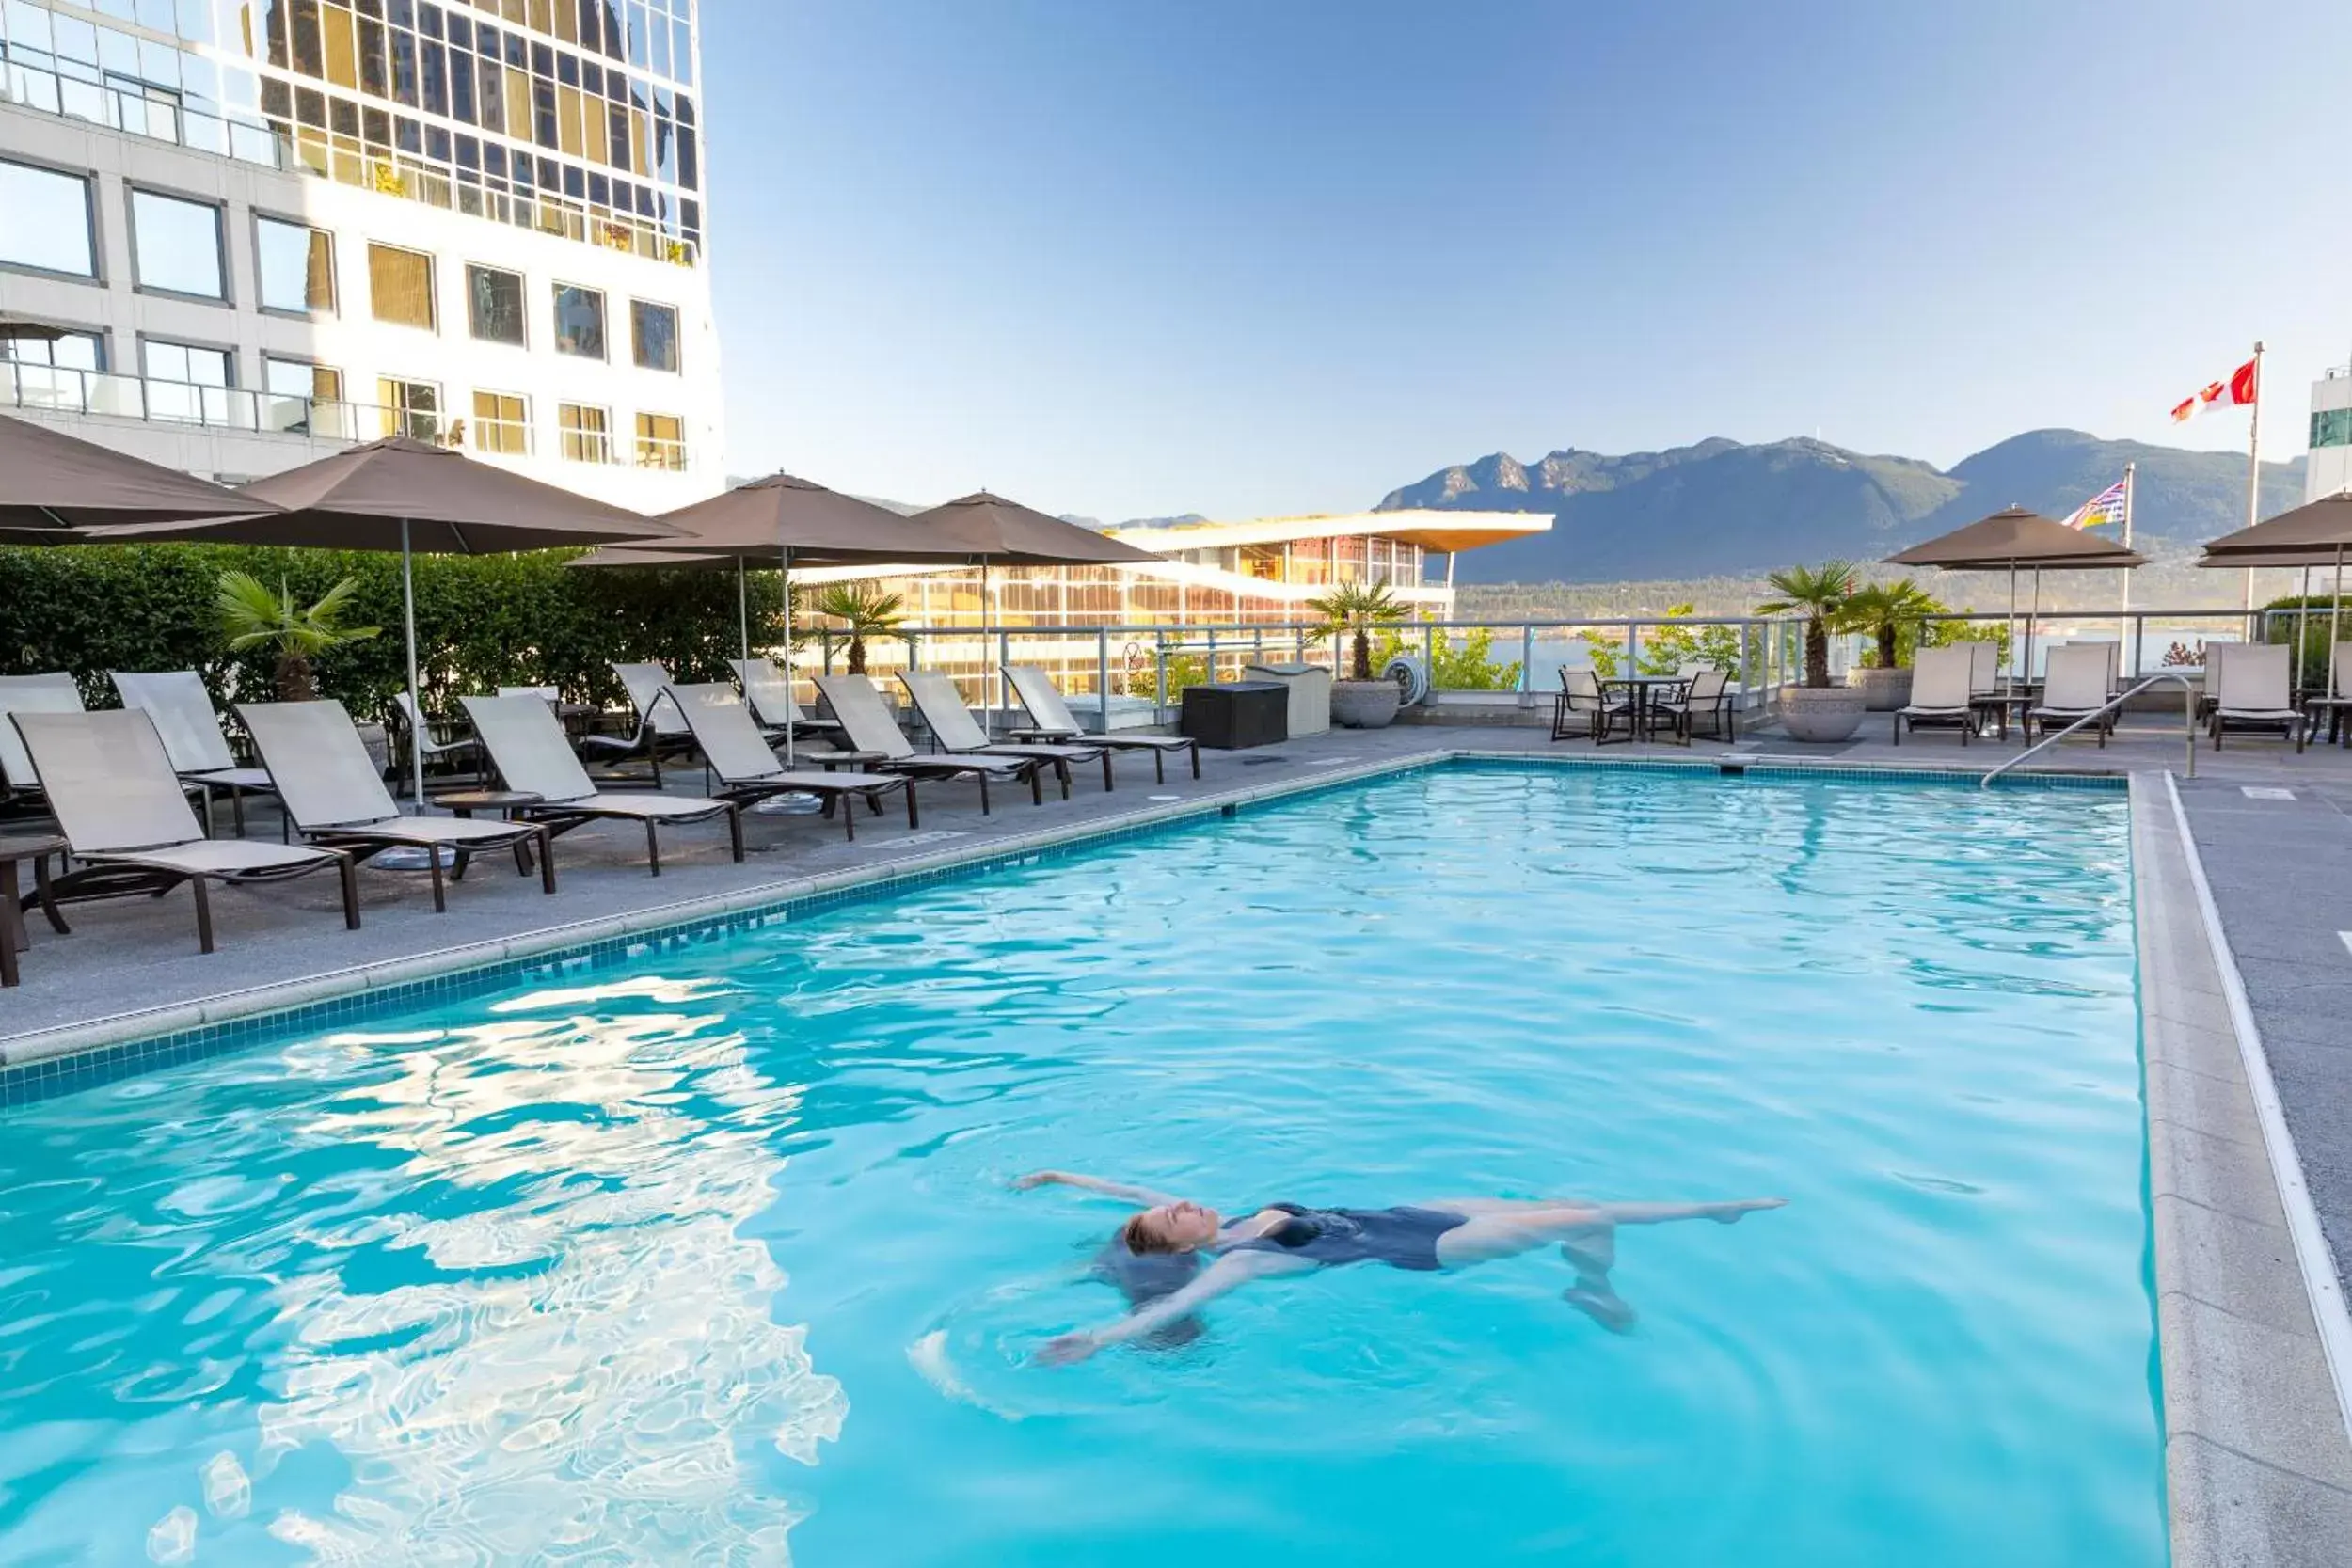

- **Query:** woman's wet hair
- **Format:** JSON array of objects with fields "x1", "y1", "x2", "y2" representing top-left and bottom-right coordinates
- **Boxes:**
[{"x1": 1122, "y1": 1211, "x2": 1178, "y2": 1254}]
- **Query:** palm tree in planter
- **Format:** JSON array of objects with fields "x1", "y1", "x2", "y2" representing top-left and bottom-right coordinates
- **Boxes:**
[
  {"x1": 811, "y1": 582, "x2": 906, "y2": 676},
  {"x1": 1838, "y1": 578, "x2": 1941, "y2": 712},
  {"x1": 1756, "y1": 562, "x2": 1865, "y2": 743},
  {"x1": 1308, "y1": 580, "x2": 1411, "y2": 728},
  {"x1": 219, "y1": 571, "x2": 380, "y2": 701}
]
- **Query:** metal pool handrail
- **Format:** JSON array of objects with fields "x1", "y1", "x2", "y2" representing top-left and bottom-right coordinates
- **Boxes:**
[{"x1": 1980, "y1": 672, "x2": 2201, "y2": 787}]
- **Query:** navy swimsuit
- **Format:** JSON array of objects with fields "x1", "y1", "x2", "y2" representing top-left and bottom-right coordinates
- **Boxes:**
[{"x1": 1229, "y1": 1202, "x2": 1469, "y2": 1272}]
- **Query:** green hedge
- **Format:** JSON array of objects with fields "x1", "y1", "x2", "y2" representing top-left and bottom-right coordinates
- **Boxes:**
[{"x1": 0, "y1": 544, "x2": 790, "y2": 721}]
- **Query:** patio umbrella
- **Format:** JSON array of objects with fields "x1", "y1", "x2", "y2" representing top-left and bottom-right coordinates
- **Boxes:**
[
  {"x1": 2196, "y1": 491, "x2": 2352, "y2": 691},
  {"x1": 902, "y1": 491, "x2": 1161, "y2": 728},
  {"x1": 85, "y1": 437, "x2": 676, "y2": 802},
  {"x1": 572, "y1": 473, "x2": 987, "y2": 762},
  {"x1": 1885, "y1": 505, "x2": 2145, "y2": 691},
  {"x1": 0, "y1": 412, "x2": 276, "y2": 536}
]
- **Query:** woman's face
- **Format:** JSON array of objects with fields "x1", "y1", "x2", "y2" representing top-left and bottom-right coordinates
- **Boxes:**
[{"x1": 1137, "y1": 1201, "x2": 1222, "y2": 1250}]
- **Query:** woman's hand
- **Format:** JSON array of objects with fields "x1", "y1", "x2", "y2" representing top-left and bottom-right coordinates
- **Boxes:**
[{"x1": 1037, "y1": 1331, "x2": 1099, "y2": 1367}]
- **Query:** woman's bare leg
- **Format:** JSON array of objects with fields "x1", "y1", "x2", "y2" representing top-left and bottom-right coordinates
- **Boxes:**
[{"x1": 1428, "y1": 1197, "x2": 1786, "y2": 1269}]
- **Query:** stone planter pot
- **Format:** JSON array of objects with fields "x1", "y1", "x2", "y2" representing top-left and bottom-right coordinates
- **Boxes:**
[
  {"x1": 1849, "y1": 666, "x2": 1914, "y2": 712},
  {"x1": 1329, "y1": 679, "x2": 1402, "y2": 729},
  {"x1": 1777, "y1": 685, "x2": 1867, "y2": 743}
]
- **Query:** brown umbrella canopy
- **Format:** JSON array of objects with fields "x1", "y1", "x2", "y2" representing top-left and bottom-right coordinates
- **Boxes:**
[
  {"x1": 1884, "y1": 506, "x2": 2145, "y2": 570},
  {"x1": 575, "y1": 472, "x2": 983, "y2": 568},
  {"x1": 0, "y1": 412, "x2": 276, "y2": 534},
  {"x1": 908, "y1": 490, "x2": 1161, "y2": 566},
  {"x1": 2197, "y1": 491, "x2": 2352, "y2": 562}
]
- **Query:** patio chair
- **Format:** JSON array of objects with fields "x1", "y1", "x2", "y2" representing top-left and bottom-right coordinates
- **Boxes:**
[
  {"x1": 899, "y1": 670, "x2": 1113, "y2": 795},
  {"x1": 1550, "y1": 668, "x2": 1631, "y2": 742},
  {"x1": 238, "y1": 699, "x2": 555, "y2": 911},
  {"x1": 388, "y1": 691, "x2": 485, "y2": 797},
  {"x1": 666, "y1": 683, "x2": 915, "y2": 840},
  {"x1": 1894, "y1": 646, "x2": 1977, "y2": 745},
  {"x1": 2025, "y1": 644, "x2": 2117, "y2": 746},
  {"x1": 2196, "y1": 642, "x2": 2233, "y2": 723},
  {"x1": 728, "y1": 657, "x2": 849, "y2": 745},
  {"x1": 2306, "y1": 641, "x2": 2352, "y2": 746},
  {"x1": 1965, "y1": 640, "x2": 2000, "y2": 695},
  {"x1": 460, "y1": 695, "x2": 742, "y2": 874},
  {"x1": 111, "y1": 671, "x2": 280, "y2": 838},
  {"x1": 0, "y1": 673, "x2": 86, "y2": 806},
  {"x1": 579, "y1": 661, "x2": 704, "y2": 787},
  {"x1": 2210, "y1": 642, "x2": 2306, "y2": 752},
  {"x1": 8, "y1": 709, "x2": 358, "y2": 953},
  {"x1": 1647, "y1": 668, "x2": 1732, "y2": 745},
  {"x1": 1004, "y1": 664, "x2": 1200, "y2": 782},
  {"x1": 813, "y1": 673, "x2": 1048, "y2": 813}
]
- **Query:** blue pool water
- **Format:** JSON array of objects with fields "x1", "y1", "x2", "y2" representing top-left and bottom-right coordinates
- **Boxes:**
[{"x1": 0, "y1": 766, "x2": 2160, "y2": 1565}]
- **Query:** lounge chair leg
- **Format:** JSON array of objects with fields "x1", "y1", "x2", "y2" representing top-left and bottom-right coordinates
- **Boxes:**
[
  {"x1": 977, "y1": 772, "x2": 991, "y2": 815},
  {"x1": 726, "y1": 805, "x2": 744, "y2": 862},
  {"x1": 339, "y1": 855, "x2": 360, "y2": 929},
  {"x1": 1056, "y1": 761, "x2": 1071, "y2": 800},
  {"x1": 230, "y1": 787, "x2": 246, "y2": 839},
  {"x1": 34, "y1": 851, "x2": 69, "y2": 935},
  {"x1": 1189, "y1": 742, "x2": 1200, "y2": 779},
  {"x1": 646, "y1": 820, "x2": 662, "y2": 875},
  {"x1": 190, "y1": 876, "x2": 215, "y2": 955},
  {"x1": 536, "y1": 829, "x2": 557, "y2": 893},
  {"x1": 1030, "y1": 766, "x2": 1044, "y2": 806},
  {"x1": 905, "y1": 783, "x2": 920, "y2": 829},
  {"x1": 428, "y1": 845, "x2": 446, "y2": 912},
  {"x1": 1102, "y1": 752, "x2": 1114, "y2": 791},
  {"x1": 1152, "y1": 750, "x2": 1165, "y2": 784},
  {"x1": 843, "y1": 798, "x2": 856, "y2": 842}
]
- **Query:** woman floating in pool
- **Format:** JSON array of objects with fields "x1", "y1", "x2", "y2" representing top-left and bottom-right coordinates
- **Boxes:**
[{"x1": 1015, "y1": 1171, "x2": 1786, "y2": 1364}]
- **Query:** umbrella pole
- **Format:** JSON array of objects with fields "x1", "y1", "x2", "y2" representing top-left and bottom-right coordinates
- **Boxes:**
[
  {"x1": 737, "y1": 555, "x2": 749, "y2": 663},
  {"x1": 2026, "y1": 567, "x2": 2042, "y2": 689},
  {"x1": 2005, "y1": 563, "x2": 2017, "y2": 698},
  {"x1": 2334, "y1": 543, "x2": 2344, "y2": 698},
  {"x1": 981, "y1": 562, "x2": 994, "y2": 737},
  {"x1": 402, "y1": 518, "x2": 427, "y2": 809},
  {"x1": 781, "y1": 545, "x2": 795, "y2": 768}
]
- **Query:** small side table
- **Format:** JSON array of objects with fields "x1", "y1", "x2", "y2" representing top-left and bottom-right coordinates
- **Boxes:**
[
  {"x1": 439, "y1": 790, "x2": 546, "y2": 876},
  {"x1": 1, "y1": 833, "x2": 70, "y2": 989}
]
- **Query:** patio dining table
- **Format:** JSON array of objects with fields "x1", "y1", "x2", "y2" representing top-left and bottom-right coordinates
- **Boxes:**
[{"x1": 1595, "y1": 674, "x2": 1689, "y2": 746}]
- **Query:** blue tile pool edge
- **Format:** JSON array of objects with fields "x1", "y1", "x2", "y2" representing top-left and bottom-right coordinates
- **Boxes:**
[{"x1": 0, "y1": 750, "x2": 2130, "y2": 1106}]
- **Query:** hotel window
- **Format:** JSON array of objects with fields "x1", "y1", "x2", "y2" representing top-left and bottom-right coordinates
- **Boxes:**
[
  {"x1": 0, "y1": 160, "x2": 97, "y2": 277},
  {"x1": 255, "y1": 216, "x2": 337, "y2": 314},
  {"x1": 0, "y1": 330, "x2": 106, "y2": 373},
  {"x1": 143, "y1": 340, "x2": 234, "y2": 388},
  {"x1": 473, "y1": 390, "x2": 532, "y2": 454},
  {"x1": 368, "y1": 243, "x2": 437, "y2": 329},
  {"x1": 129, "y1": 189, "x2": 228, "y2": 300},
  {"x1": 467, "y1": 264, "x2": 528, "y2": 344},
  {"x1": 630, "y1": 298, "x2": 678, "y2": 372},
  {"x1": 2312, "y1": 409, "x2": 2352, "y2": 451},
  {"x1": 551, "y1": 282, "x2": 605, "y2": 357},
  {"x1": 559, "y1": 402, "x2": 611, "y2": 462},
  {"x1": 378, "y1": 376, "x2": 443, "y2": 441},
  {"x1": 263, "y1": 357, "x2": 346, "y2": 435},
  {"x1": 634, "y1": 411, "x2": 684, "y2": 470}
]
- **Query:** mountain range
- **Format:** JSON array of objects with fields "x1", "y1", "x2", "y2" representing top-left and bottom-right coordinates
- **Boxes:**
[{"x1": 1375, "y1": 429, "x2": 2308, "y2": 584}]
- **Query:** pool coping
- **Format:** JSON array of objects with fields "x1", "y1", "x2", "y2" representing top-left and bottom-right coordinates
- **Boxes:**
[
  {"x1": 4, "y1": 747, "x2": 2344, "y2": 1559},
  {"x1": 2133, "y1": 770, "x2": 2352, "y2": 1564}
]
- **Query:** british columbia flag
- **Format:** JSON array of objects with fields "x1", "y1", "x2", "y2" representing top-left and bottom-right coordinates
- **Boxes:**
[{"x1": 2059, "y1": 478, "x2": 2129, "y2": 530}]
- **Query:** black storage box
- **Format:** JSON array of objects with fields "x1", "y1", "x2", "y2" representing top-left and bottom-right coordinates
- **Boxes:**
[{"x1": 1181, "y1": 681, "x2": 1290, "y2": 749}]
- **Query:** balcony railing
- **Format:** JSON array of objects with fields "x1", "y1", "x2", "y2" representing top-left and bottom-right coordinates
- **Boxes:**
[{"x1": 0, "y1": 364, "x2": 542, "y2": 457}]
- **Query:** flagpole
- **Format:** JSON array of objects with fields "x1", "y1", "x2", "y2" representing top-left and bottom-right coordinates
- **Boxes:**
[
  {"x1": 2243, "y1": 340, "x2": 2265, "y2": 618},
  {"x1": 2120, "y1": 461, "x2": 2136, "y2": 668}
]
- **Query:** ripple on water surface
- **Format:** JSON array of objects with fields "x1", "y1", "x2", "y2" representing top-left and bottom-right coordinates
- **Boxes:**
[{"x1": 0, "y1": 768, "x2": 2156, "y2": 1566}]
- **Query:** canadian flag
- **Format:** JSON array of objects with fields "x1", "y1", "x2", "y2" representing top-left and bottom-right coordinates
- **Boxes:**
[{"x1": 2171, "y1": 357, "x2": 2259, "y2": 421}]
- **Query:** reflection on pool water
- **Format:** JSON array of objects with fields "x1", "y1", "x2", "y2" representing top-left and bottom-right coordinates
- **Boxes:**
[{"x1": 0, "y1": 766, "x2": 2158, "y2": 1566}]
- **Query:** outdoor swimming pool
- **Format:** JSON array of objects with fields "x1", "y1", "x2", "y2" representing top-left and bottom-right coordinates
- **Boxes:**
[{"x1": 0, "y1": 764, "x2": 2159, "y2": 1565}]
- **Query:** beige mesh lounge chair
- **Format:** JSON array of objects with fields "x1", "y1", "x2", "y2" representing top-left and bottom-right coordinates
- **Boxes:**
[
  {"x1": 1003, "y1": 664, "x2": 1200, "y2": 782},
  {"x1": 461, "y1": 694, "x2": 742, "y2": 873},
  {"x1": 2210, "y1": 642, "x2": 2306, "y2": 752},
  {"x1": 238, "y1": 699, "x2": 556, "y2": 910},
  {"x1": 667, "y1": 683, "x2": 914, "y2": 840},
  {"x1": 1894, "y1": 646, "x2": 1977, "y2": 745},
  {"x1": 813, "y1": 673, "x2": 1047, "y2": 813},
  {"x1": 899, "y1": 671, "x2": 1110, "y2": 795},
  {"x1": 2025, "y1": 644, "x2": 2117, "y2": 745},
  {"x1": 112, "y1": 670, "x2": 279, "y2": 837},
  {"x1": 9, "y1": 709, "x2": 359, "y2": 953},
  {"x1": 582, "y1": 661, "x2": 702, "y2": 786},
  {"x1": 729, "y1": 657, "x2": 848, "y2": 745},
  {"x1": 2307, "y1": 641, "x2": 2352, "y2": 745},
  {"x1": 0, "y1": 673, "x2": 86, "y2": 805},
  {"x1": 389, "y1": 691, "x2": 484, "y2": 796}
]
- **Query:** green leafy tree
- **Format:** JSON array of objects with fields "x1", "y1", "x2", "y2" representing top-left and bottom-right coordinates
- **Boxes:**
[
  {"x1": 1369, "y1": 624, "x2": 1523, "y2": 691},
  {"x1": 1307, "y1": 581, "x2": 1409, "y2": 681},
  {"x1": 1637, "y1": 603, "x2": 1744, "y2": 675},
  {"x1": 217, "y1": 571, "x2": 380, "y2": 701},
  {"x1": 811, "y1": 582, "x2": 906, "y2": 674},
  {"x1": 1838, "y1": 578, "x2": 1941, "y2": 669},
  {"x1": 1755, "y1": 562, "x2": 1859, "y2": 689}
]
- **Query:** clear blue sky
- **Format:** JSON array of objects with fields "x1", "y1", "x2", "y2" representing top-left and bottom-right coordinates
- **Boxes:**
[{"x1": 703, "y1": 0, "x2": 2352, "y2": 521}]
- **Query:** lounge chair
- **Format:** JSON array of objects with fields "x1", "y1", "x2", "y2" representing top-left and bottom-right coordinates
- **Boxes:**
[
  {"x1": 388, "y1": 691, "x2": 485, "y2": 796},
  {"x1": 898, "y1": 670, "x2": 1112, "y2": 795},
  {"x1": 111, "y1": 670, "x2": 280, "y2": 837},
  {"x1": 665, "y1": 684, "x2": 916, "y2": 839},
  {"x1": 1550, "y1": 668, "x2": 1630, "y2": 742},
  {"x1": 8, "y1": 709, "x2": 358, "y2": 953},
  {"x1": 0, "y1": 673, "x2": 85, "y2": 807},
  {"x1": 237, "y1": 699, "x2": 555, "y2": 911},
  {"x1": 2305, "y1": 641, "x2": 2352, "y2": 746},
  {"x1": 1894, "y1": 646, "x2": 1977, "y2": 745},
  {"x1": 1004, "y1": 664, "x2": 1200, "y2": 782},
  {"x1": 729, "y1": 657, "x2": 849, "y2": 745},
  {"x1": 461, "y1": 694, "x2": 743, "y2": 873},
  {"x1": 580, "y1": 661, "x2": 703, "y2": 787},
  {"x1": 2196, "y1": 642, "x2": 2233, "y2": 724},
  {"x1": 2210, "y1": 642, "x2": 2305, "y2": 752},
  {"x1": 1647, "y1": 668, "x2": 1732, "y2": 745},
  {"x1": 813, "y1": 673, "x2": 1048, "y2": 813},
  {"x1": 2025, "y1": 644, "x2": 2117, "y2": 746}
]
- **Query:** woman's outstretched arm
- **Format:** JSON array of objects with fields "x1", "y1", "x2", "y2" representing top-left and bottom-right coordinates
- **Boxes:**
[
  {"x1": 1038, "y1": 1251, "x2": 1311, "y2": 1365},
  {"x1": 1012, "y1": 1170, "x2": 1187, "y2": 1208}
]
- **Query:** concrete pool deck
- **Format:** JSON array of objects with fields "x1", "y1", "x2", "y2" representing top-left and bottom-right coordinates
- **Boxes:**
[{"x1": 3, "y1": 712, "x2": 2349, "y2": 1561}]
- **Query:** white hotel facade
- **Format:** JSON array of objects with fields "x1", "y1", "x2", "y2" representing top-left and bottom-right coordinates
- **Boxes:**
[{"x1": 0, "y1": 0, "x2": 723, "y2": 512}]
